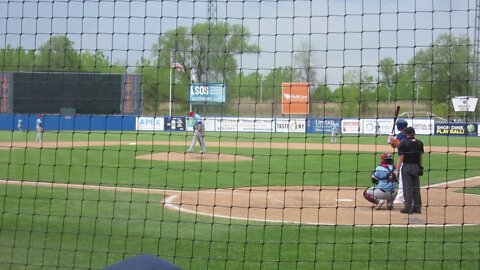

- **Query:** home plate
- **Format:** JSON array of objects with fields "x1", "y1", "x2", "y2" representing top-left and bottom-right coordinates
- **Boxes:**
[{"x1": 336, "y1": 199, "x2": 353, "y2": 202}]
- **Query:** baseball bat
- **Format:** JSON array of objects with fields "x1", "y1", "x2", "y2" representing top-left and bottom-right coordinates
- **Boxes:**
[{"x1": 390, "y1": 105, "x2": 401, "y2": 135}]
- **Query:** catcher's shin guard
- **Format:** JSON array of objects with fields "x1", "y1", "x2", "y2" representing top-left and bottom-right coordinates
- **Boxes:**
[{"x1": 363, "y1": 189, "x2": 378, "y2": 204}]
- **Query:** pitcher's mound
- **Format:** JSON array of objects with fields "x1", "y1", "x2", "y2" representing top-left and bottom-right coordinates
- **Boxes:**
[{"x1": 136, "y1": 152, "x2": 253, "y2": 162}]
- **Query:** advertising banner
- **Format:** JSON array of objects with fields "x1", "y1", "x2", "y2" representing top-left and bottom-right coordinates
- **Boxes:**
[
  {"x1": 434, "y1": 123, "x2": 478, "y2": 136},
  {"x1": 362, "y1": 118, "x2": 433, "y2": 135},
  {"x1": 164, "y1": 117, "x2": 186, "y2": 131},
  {"x1": 275, "y1": 118, "x2": 306, "y2": 133},
  {"x1": 451, "y1": 96, "x2": 478, "y2": 112},
  {"x1": 214, "y1": 117, "x2": 274, "y2": 132},
  {"x1": 136, "y1": 117, "x2": 164, "y2": 131},
  {"x1": 341, "y1": 119, "x2": 362, "y2": 134},
  {"x1": 408, "y1": 119, "x2": 435, "y2": 135},
  {"x1": 189, "y1": 83, "x2": 226, "y2": 104},
  {"x1": 363, "y1": 119, "x2": 392, "y2": 135},
  {"x1": 281, "y1": 82, "x2": 309, "y2": 114},
  {"x1": 306, "y1": 118, "x2": 341, "y2": 134},
  {"x1": 186, "y1": 117, "x2": 215, "y2": 132},
  {"x1": 133, "y1": 116, "x2": 439, "y2": 134}
]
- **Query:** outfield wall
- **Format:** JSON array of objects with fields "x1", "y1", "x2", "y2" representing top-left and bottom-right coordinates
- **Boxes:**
[
  {"x1": 0, "y1": 114, "x2": 478, "y2": 136},
  {"x1": 0, "y1": 114, "x2": 135, "y2": 131}
]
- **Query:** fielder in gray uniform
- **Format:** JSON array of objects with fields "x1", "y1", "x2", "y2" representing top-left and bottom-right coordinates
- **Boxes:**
[
  {"x1": 187, "y1": 111, "x2": 206, "y2": 153},
  {"x1": 35, "y1": 115, "x2": 44, "y2": 142},
  {"x1": 363, "y1": 153, "x2": 398, "y2": 210},
  {"x1": 36, "y1": 123, "x2": 44, "y2": 142}
]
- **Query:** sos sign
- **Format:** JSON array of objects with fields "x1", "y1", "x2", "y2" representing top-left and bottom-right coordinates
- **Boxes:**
[{"x1": 189, "y1": 83, "x2": 226, "y2": 104}]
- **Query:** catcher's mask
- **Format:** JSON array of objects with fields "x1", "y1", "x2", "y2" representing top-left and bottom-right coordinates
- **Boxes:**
[{"x1": 380, "y1": 153, "x2": 394, "y2": 165}]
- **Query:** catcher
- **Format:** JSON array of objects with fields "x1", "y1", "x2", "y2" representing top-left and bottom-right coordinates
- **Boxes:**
[
  {"x1": 363, "y1": 153, "x2": 398, "y2": 210},
  {"x1": 187, "y1": 111, "x2": 206, "y2": 153}
]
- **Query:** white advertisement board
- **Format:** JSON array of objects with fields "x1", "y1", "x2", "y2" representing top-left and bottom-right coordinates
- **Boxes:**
[
  {"x1": 341, "y1": 119, "x2": 362, "y2": 134},
  {"x1": 451, "y1": 96, "x2": 478, "y2": 112},
  {"x1": 136, "y1": 117, "x2": 164, "y2": 131},
  {"x1": 186, "y1": 117, "x2": 215, "y2": 132},
  {"x1": 362, "y1": 118, "x2": 434, "y2": 135},
  {"x1": 214, "y1": 117, "x2": 275, "y2": 132},
  {"x1": 363, "y1": 119, "x2": 393, "y2": 135},
  {"x1": 408, "y1": 119, "x2": 434, "y2": 135},
  {"x1": 275, "y1": 118, "x2": 306, "y2": 133}
]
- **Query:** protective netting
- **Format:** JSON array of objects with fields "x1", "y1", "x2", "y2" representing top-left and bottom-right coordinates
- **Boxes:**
[{"x1": 1, "y1": 0, "x2": 479, "y2": 269}]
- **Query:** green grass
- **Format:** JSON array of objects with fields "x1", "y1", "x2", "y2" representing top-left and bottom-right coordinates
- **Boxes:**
[
  {"x1": 462, "y1": 186, "x2": 480, "y2": 195},
  {"x1": 0, "y1": 131, "x2": 479, "y2": 269},
  {"x1": 1, "y1": 144, "x2": 479, "y2": 190},
  {"x1": 2, "y1": 130, "x2": 480, "y2": 148},
  {"x1": 0, "y1": 185, "x2": 479, "y2": 270}
]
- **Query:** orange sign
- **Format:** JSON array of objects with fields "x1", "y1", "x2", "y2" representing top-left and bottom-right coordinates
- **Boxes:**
[{"x1": 281, "y1": 82, "x2": 309, "y2": 114}]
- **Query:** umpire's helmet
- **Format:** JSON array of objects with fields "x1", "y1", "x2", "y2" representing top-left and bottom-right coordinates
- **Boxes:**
[
  {"x1": 404, "y1": 126, "x2": 415, "y2": 136},
  {"x1": 396, "y1": 119, "x2": 408, "y2": 129}
]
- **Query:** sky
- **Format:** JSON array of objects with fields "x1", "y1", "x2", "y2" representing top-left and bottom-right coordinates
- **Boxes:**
[{"x1": 0, "y1": 0, "x2": 477, "y2": 85}]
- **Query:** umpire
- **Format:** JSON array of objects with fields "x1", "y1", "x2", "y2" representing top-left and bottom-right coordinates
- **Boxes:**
[{"x1": 396, "y1": 126, "x2": 425, "y2": 214}]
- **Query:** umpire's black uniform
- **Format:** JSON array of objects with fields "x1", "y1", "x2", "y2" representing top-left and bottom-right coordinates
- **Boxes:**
[{"x1": 397, "y1": 127, "x2": 424, "y2": 214}]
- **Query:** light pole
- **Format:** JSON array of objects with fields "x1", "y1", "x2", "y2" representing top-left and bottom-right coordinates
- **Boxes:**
[
  {"x1": 415, "y1": 78, "x2": 419, "y2": 104},
  {"x1": 260, "y1": 78, "x2": 263, "y2": 103},
  {"x1": 169, "y1": 51, "x2": 173, "y2": 117}
]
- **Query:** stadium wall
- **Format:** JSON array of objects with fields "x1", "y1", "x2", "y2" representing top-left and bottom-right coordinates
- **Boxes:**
[{"x1": 0, "y1": 114, "x2": 478, "y2": 136}]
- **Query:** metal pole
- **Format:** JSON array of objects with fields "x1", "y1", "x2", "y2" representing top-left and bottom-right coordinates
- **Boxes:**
[
  {"x1": 474, "y1": 0, "x2": 480, "y2": 120},
  {"x1": 415, "y1": 83, "x2": 418, "y2": 103},
  {"x1": 260, "y1": 78, "x2": 263, "y2": 102},
  {"x1": 169, "y1": 51, "x2": 173, "y2": 117},
  {"x1": 414, "y1": 65, "x2": 418, "y2": 103}
]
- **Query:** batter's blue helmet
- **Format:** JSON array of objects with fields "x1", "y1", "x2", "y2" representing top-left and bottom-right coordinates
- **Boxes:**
[{"x1": 396, "y1": 119, "x2": 408, "y2": 129}]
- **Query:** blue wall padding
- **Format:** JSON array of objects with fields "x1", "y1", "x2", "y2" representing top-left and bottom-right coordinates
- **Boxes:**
[{"x1": 0, "y1": 114, "x2": 136, "y2": 131}]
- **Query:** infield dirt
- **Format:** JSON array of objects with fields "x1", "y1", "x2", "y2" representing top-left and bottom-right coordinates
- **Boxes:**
[{"x1": 1, "y1": 140, "x2": 479, "y2": 226}]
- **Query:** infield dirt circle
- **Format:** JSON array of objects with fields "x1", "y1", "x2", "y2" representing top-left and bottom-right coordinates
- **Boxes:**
[{"x1": 1, "y1": 140, "x2": 480, "y2": 226}]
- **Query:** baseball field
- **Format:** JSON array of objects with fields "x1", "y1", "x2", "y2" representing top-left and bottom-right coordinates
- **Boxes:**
[{"x1": 0, "y1": 130, "x2": 479, "y2": 269}]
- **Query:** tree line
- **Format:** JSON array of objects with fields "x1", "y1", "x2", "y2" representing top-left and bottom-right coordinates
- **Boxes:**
[{"x1": 1, "y1": 23, "x2": 477, "y2": 118}]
